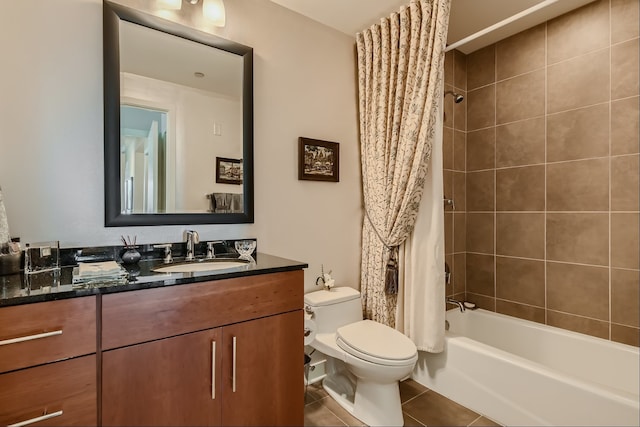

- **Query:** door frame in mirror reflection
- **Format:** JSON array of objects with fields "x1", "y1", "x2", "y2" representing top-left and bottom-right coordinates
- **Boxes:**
[
  {"x1": 103, "y1": 1, "x2": 254, "y2": 226},
  {"x1": 120, "y1": 103, "x2": 170, "y2": 214}
]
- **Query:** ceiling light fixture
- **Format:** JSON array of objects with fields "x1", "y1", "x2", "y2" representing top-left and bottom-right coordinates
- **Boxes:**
[{"x1": 159, "y1": 0, "x2": 226, "y2": 27}]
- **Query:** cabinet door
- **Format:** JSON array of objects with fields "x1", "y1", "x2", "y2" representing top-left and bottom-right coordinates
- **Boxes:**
[
  {"x1": 222, "y1": 310, "x2": 303, "y2": 426},
  {"x1": 0, "y1": 355, "x2": 97, "y2": 426},
  {"x1": 102, "y1": 328, "x2": 222, "y2": 426}
]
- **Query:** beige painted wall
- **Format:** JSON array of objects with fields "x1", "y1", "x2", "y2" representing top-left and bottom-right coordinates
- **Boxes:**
[{"x1": 0, "y1": 0, "x2": 362, "y2": 292}]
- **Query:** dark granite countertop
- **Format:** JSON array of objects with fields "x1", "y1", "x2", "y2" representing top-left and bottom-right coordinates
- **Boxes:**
[{"x1": 0, "y1": 252, "x2": 307, "y2": 307}]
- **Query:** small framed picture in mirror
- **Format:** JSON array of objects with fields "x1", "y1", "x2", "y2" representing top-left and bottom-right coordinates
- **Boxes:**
[
  {"x1": 216, "y1": 157, "x2": 243, "y2": 184},
  {"x1": 298, "y1": 137, "x2": 340, "y2": 182}
]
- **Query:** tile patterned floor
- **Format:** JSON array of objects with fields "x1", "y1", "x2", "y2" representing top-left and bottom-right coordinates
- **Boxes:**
[{"x1": 304, "y1": 379, "x2": 502, "y2": 427}]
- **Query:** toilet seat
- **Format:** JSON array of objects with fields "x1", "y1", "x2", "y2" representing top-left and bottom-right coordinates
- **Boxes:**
[{"x1": 336, "y1": 320, "x2": 417, "y2": 367}]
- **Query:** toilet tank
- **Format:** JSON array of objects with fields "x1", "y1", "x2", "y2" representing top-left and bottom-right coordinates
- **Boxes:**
[{"x1": 304, "y1": 287, "x2": 363, "y2": 334}]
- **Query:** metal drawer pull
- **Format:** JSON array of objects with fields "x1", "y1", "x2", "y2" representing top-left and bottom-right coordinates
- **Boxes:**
[
  {"x1": 0, "y1": 330, "x2": 62, "y2": 346},
  {"x1": 9, "y1": 410, "x2": 63, "y2": 427},
  {"x1": 211, "y1": 340, "x2": 216, "y2": 400},
  {"x1": 232, "y1": 336, "x2": 237, "y2": 393}
]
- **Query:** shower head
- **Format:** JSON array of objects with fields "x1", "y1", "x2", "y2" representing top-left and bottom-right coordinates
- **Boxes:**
[{"x1": 445, "y1": 90, "x2": 464, "y2": 103}]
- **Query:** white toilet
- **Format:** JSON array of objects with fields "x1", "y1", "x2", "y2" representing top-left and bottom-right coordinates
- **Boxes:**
[{"x1": 304, "y1": 287, "x2": 418, "y2": 426}]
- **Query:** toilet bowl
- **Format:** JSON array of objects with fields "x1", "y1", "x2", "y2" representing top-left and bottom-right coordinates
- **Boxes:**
[{"x1": 305, "y1": 287, "x2": 418, "y2": 426}]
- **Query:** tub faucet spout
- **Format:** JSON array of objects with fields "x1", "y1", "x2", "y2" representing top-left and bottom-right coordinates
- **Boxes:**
[{"x1": 447, "y1": 297, "x2": 465, "y2": 312}]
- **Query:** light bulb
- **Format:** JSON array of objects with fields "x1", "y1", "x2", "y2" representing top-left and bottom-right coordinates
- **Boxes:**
[{"x1": 203, "y1": 0, "x2": 226, "y2": 27}]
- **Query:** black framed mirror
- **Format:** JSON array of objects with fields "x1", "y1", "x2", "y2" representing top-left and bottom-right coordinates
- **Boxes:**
[{"x1": 104, "y1": 1, "x2": 253, "y2": 226}]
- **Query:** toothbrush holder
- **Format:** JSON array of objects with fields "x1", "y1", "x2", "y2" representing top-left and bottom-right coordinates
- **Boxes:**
[{"x1": 121, "y1": 246, "x2": 141, "y2": 265}]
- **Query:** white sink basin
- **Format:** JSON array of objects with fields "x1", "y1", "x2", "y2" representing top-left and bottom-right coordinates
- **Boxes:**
[{"x1": 152, "y1": 259, "x2": 249, "y2": 274}]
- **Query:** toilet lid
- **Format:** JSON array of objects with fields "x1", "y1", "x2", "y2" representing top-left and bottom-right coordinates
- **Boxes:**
[{"x1": 336, "y1": 320, "x2": 417, "y2": 365}]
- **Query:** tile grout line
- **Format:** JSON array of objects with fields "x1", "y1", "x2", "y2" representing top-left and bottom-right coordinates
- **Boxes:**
[
  {"x1": 464, "y1": 50, "x2": 468, "y2": 299},
  {"x1": 464, "y1": 291, "x2": 621, "y2": 327},
  {"x1": 325, "y1": 408, "x2": 351, "y2": 427},
  {"x1": 327, "y1": 411, "x2": 349, "y2": 427},
  {"x1": 466, "y1": 94, "x2": 638, "y2": 134},
  {"x1": 467, "y1": 94, "x2": 638, "y2": 134},
  {"x1": 401, "y1": 388, "x2": 431, "y2": 406},
  {"x1": 464, "y1": 153, "x2": 637, "y2": 174},
  {"x1": 466, "y1": 251, "x2": 619, "y2": 270},
  {"x1": 306, "y1": 394, "x2": 350, "y2": 427},
  {"x1": 304, "y1": 394, "x2": 330, "y2": 407},
  {"x1": 467, "y1": 414, "x2": 484, "y2": 426},
  {"x1": 543, "y1": 19, "x2": 549, "y2": 326},
  {"x1": 608, "y1": 0, "x2": 613, "y2": 341},
  {"x1": 450, "y1": 56, "x2": 457, "y2": 297},
  {"x1": 493, "y1": 42, "x2": 497, "y2": 311},
  {"x1": 467, "y1": 32, "x2": 630, "y2": 96},
  {"x1": 467, "y1": 35, "x2": 636, "y2": 94},
  {"x1": 403, "y1": 412, "x2": 426, "y2": 426},
  {"x1": 465, "y1": 210, "x2": 635, "y2": 214}
]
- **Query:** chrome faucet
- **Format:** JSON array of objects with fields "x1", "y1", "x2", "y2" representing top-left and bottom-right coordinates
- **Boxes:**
[
  {"x1": 184, "y1": 230, "x2": 200, "y2": 261},
  {"x1": 446, "y1": 297, "x2": 465, "y2": 312}
]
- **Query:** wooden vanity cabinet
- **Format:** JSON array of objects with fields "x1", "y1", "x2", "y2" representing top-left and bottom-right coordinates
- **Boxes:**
[
  {"x1": 0, "y1": 297, "x2": 97, "y2": 426},
  {"x1": 101, "y1": 270, "x2": 304, "y2": 426}
]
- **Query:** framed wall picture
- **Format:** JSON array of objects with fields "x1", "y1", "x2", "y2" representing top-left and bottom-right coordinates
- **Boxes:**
[
  {"x1": 215, "y1": 157, "x2": 243, "y2": 184},
  {"x1": 298, "y1": 137, "x2": 339, "y2": 182}
]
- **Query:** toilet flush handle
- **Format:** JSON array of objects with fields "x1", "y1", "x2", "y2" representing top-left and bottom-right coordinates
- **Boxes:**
[{"x1": 304, "y1": 305, "x2": 314, "y2": 317}]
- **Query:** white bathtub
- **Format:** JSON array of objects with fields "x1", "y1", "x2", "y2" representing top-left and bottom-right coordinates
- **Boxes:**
[{"x1": 412, "y1": 309, "x2": 640, "y2": 426}]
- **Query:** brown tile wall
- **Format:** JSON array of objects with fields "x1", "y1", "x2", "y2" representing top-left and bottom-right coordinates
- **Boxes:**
[{"x1": 455, "y1": 0, "x2": 639, "y2": 347}]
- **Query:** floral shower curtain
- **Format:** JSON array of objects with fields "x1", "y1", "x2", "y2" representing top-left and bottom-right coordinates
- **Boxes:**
[{"x1": 357, "y1": 0, "x2": 450, "y2": 327}]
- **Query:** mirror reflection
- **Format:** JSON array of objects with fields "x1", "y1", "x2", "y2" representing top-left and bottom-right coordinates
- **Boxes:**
[
  {"x1": 104, "y1": 1, "x2": 254, "y2": 226},
  {"x1": 120, "y1": 105, "x2": 168, "y2": 213}
]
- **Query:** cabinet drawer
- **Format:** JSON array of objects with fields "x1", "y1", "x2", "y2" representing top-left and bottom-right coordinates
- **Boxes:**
[
  {"x1": 0, "y1": 355, "x2": 97, "y2": 426},
  {"x1": 0, "y1": 297, "x2": 97, "y2": 374},
  {"x1": 103, "y1": 270, "x2": 303, "y2": 350}
]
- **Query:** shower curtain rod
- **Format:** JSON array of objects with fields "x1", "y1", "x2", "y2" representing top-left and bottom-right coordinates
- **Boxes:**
[{"x1": 445, "y1": 0, "x2": 560, "y2": 52}]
